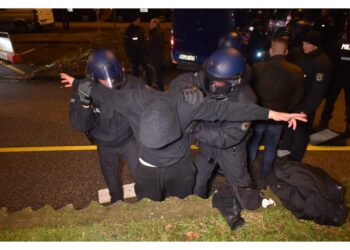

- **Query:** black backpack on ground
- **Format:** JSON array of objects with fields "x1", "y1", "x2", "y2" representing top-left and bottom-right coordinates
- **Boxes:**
[{"x1": 269, "y1": 161, "x2": 348, "y2": 226}]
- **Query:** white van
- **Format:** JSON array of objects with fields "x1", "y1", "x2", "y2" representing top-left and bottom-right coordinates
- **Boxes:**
[{"x1": 0, "y1": 9, "x2": 55, "y2": 33}]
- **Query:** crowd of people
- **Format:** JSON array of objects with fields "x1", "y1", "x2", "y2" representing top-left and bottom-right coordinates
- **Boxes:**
[{"x1": 59, "y1": 10, "x2": 349, "y2": 229}]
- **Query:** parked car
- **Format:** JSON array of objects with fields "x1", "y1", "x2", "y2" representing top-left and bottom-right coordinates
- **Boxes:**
[{"x1": 0, "y1": 9, "x2": 54, "y2": 33}]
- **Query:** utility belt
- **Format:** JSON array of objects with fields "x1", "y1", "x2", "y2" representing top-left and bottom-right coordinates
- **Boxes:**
[{"x1": 197, "y1": 143, "x2": 244, "y2": 165}]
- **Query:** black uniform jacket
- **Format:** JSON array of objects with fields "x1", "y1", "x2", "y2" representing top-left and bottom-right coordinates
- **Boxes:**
[
  {"x1": 148, "y1": 27, "x2": 164, "y2": 66},
  {"x1": 124, "y1": 24, "x2": 146, "y2": 63},
  {"x1": 252, "y1": 55, "x2": 305, "y2": 113},
  {"x1": 69, "y1": 74, "x2": 144, "y2": 147},
  {"x1": 169, "y1": 67, "x2": 257, "y2": 149},
  {"x1": 297, "y1": 49, "x2": 332, "y2": 115},
  {"x1": 89, "y1": 82, "x2": 269, "y2": 167}
]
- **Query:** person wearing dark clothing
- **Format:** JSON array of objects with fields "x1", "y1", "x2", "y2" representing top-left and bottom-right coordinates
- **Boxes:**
[
  {"x1": 147, "y1": 18, "x2": 165, "y2": 91},
  {"x1": 272, "y1": 26, "x2": 304, "y2": 65},
  {"x1": 61, "y1": 49, "x2": 144, "y2": 203},
  {"x1": 74, "y1": 67, "x2": 307, "y2": 202},
  {"x1": 319, "y1": 23, "x2": 350, "y2": 135},
  {"x1": 124, "y1": 16, "x2": 151, "y2": 84},
  {"x1": 313, "y1": 9, "x2": 338, "y2": 57},
  {"x1": 248, "y1": 38, "x2": 305, "y2": 187},
  {"x1": 246, "y1": 20, "x2": 269, "y2": 65},
  {"x1": 284, "y1": 31, "x2": 333, "y2": 161},
  {"x1": 61, "y1": 9, "x2": 70, "y2": 29},
  {"x1": 169, "y1": 48, "x2": 257, "y2": 198}
]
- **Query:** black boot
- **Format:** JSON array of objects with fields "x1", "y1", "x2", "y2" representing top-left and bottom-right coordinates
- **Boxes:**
[
  {"x1": 212, "y1": 188, "x2": 245, "y2": 230},
  {"x1": 225, "y1": 197, "x2": 245, "y2": 230}
]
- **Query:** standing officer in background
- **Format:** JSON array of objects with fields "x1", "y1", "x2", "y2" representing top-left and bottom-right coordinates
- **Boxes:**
[
  {"x1": 318, "y1": 15, "x2": 350, "y2": 135},
  {"x1": 169, "y1": 39, "x2": 258, "y2": 198},
  {"x1": 124, "y1": 15, "x2": 151, "y2": 85},
  {"x1": 284, "y1": 31, "x2": 332, "y2": 161},
  {"x1": 247, "y1": 38, "x2": 304, "y2": 189},
  {"x1": 147, "y1": 18, "x2": 165, "y2": 91},
  {"x1": 61, "y1": 49, "x2": 144, "y2": 203}
]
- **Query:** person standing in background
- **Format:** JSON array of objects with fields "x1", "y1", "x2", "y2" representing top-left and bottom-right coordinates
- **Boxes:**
[
  {"x1": 124, "y1": 15, "x2": 152, "y2": 85},
  {"x1": 147, "y1": 18, "x2": 165, "y2": 91}
]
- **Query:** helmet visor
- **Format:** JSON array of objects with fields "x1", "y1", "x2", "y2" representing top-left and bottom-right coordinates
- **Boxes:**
[
  {"x1": 204, "y1": 76, "x2": 241, "y2": 98},
  {"x1": 101, "y1": 65, "x2": 126, "y2": 89}
]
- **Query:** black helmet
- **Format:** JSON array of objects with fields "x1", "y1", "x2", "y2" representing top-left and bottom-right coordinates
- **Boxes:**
[
  {"x1": 202, "y1": 48, "x2": 245, "y2": 99},
  {"x1": 218, "y1": 32, "x2": 243, "y2": 52},
  {"x1": 272, "y1": 26, "x2": 292, "y2": 40},
  {"x1": 85, "y1": 48, "x2": 125, "y2": 89}
]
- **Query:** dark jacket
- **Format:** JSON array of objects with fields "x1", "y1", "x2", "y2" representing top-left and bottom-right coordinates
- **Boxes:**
[
  {"x1": 69, "y1": 74, "x2": 144, "y2": 147},
  {"x1": 296, "y1": 49, "x2": 333, "y2": 115},
  {"x1": 252, "y1": 55, "x2": 305, "y2": 113},
  {"x1": 331, "y1": 37, "x2": 350, "y2": 73},
  {"x1": 169, "y1": 67, "x2": 257, "y2": 149},
  {"x1": 124, "y1": 24, "x2": 146, "y2": 63},
  {"x1": 89, "y1": 82, "x2": 269, "y2": 167},
  {"x1": 148, "y1": 26, "x2": 164, "y2": 66}
]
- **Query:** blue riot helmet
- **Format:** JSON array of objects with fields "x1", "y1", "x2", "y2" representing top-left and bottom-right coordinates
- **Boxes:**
[
  {"x1": 218, "y1": 32, "x2": 243, "y2": 52},
  {"x1": 85, "y1": 48, "x2": 126, "y2": 89},
  {"x1": 203, "y1": 48, "x2": 245, "y2": 99}
]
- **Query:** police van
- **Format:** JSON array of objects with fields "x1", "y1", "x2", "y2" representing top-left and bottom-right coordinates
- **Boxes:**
[
  {"x1": 0, "y1": 9, "x2": 55, "y2": 33},
  {"x1": 171, "y1": 9, "x2": 236, "y2": 70}
]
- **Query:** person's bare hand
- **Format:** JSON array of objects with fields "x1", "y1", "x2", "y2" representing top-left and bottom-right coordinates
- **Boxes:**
[
  {"x1": 268, "y1": 110, "x2": 307, "y2": 130},
  {"x1": 60, "y1": 73, "x2": 75, "y2": 88}
]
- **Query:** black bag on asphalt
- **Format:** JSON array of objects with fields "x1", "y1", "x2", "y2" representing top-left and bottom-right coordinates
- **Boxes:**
[{"x1": 269, "y1": 161, "x2": 348, "y2": 226}]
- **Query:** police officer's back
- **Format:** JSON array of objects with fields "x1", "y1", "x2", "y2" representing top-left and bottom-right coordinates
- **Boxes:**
[{"x1": 248, "y1": 38, "x2": 305, "y2": 186}]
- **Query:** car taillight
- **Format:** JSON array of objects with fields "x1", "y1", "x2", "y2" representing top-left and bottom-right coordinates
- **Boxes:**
[
  {"x1": 170, "y1": 35, "x2": 174, "y2": 48},
  {"x1": 170, "y1": 29, "x2": 174, "y2": 48}
]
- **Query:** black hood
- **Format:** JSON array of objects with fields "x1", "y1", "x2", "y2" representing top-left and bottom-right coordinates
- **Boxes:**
[{"x1": 139, "y1": 98, "x2": 181, "y2": 149}]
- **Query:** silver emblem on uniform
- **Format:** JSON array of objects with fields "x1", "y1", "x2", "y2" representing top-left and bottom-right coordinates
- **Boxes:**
[
  {"x1": 241, "y1": 122, "x2": 250, "y2": 131},
  {"x1": 316, "y1": 73, "x2": 324, "y2": 82}
]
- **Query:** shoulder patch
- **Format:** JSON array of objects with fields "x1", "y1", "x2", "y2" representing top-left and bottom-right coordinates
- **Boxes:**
[
  {"x1": 241, "y1": 122, "x2": 250, "y2": 131},
  {"x1": 316, "y1": 73, "x2": 324, "y2": 82}
]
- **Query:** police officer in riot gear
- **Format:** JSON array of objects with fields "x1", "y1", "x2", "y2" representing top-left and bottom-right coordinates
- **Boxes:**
[
  {"x1": 169, "y1": 47, "x2": 258, "y2": 229},
  {"x1": 218, "y1": 31, "x2": 244, "y2": 52},
  {"x1": 191, "y1": 48, "x2": 258, "y2": 196},
  {"x1": 63, "y1": 48, "x2": 145, "y2": 203}
]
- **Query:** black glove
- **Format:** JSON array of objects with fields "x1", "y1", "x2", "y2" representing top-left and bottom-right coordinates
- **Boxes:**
[
  {"x1": 78, "y1": 80, "x2": 93, "y2": 105},
  {"x1": 181, "y1": 84, "x2": 204, "y2": 105}
]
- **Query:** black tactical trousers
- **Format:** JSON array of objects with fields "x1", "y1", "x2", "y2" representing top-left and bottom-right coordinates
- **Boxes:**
[
  {"x1": 193, "y1": 142, "x2": 251, "y2": 199},
  {"x1": 97, "y1": 139, "x2": 139, "y2": 203},
  {"x1": 321, "y1": 72, "x2": 350, "y2": 125}
]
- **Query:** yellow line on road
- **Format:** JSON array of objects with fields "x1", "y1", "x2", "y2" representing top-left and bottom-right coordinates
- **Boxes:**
[
  {"x1": 191, "y1": 145, "x2": 350, "y2": 151},
  {"x1": 0, "y1": 145, "x2": 97, "y2": 153},
  {"x1": 0, "y1": 60, "x2": 26, "y2": 75},
  {"x1": 0, "y1": 145, "x2": 349, "y2": 153}
]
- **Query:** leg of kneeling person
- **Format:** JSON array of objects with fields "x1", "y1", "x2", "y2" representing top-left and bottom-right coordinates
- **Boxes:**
[{"x1": 164, "y1": 158, "x2": 196, "y2": 199}]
